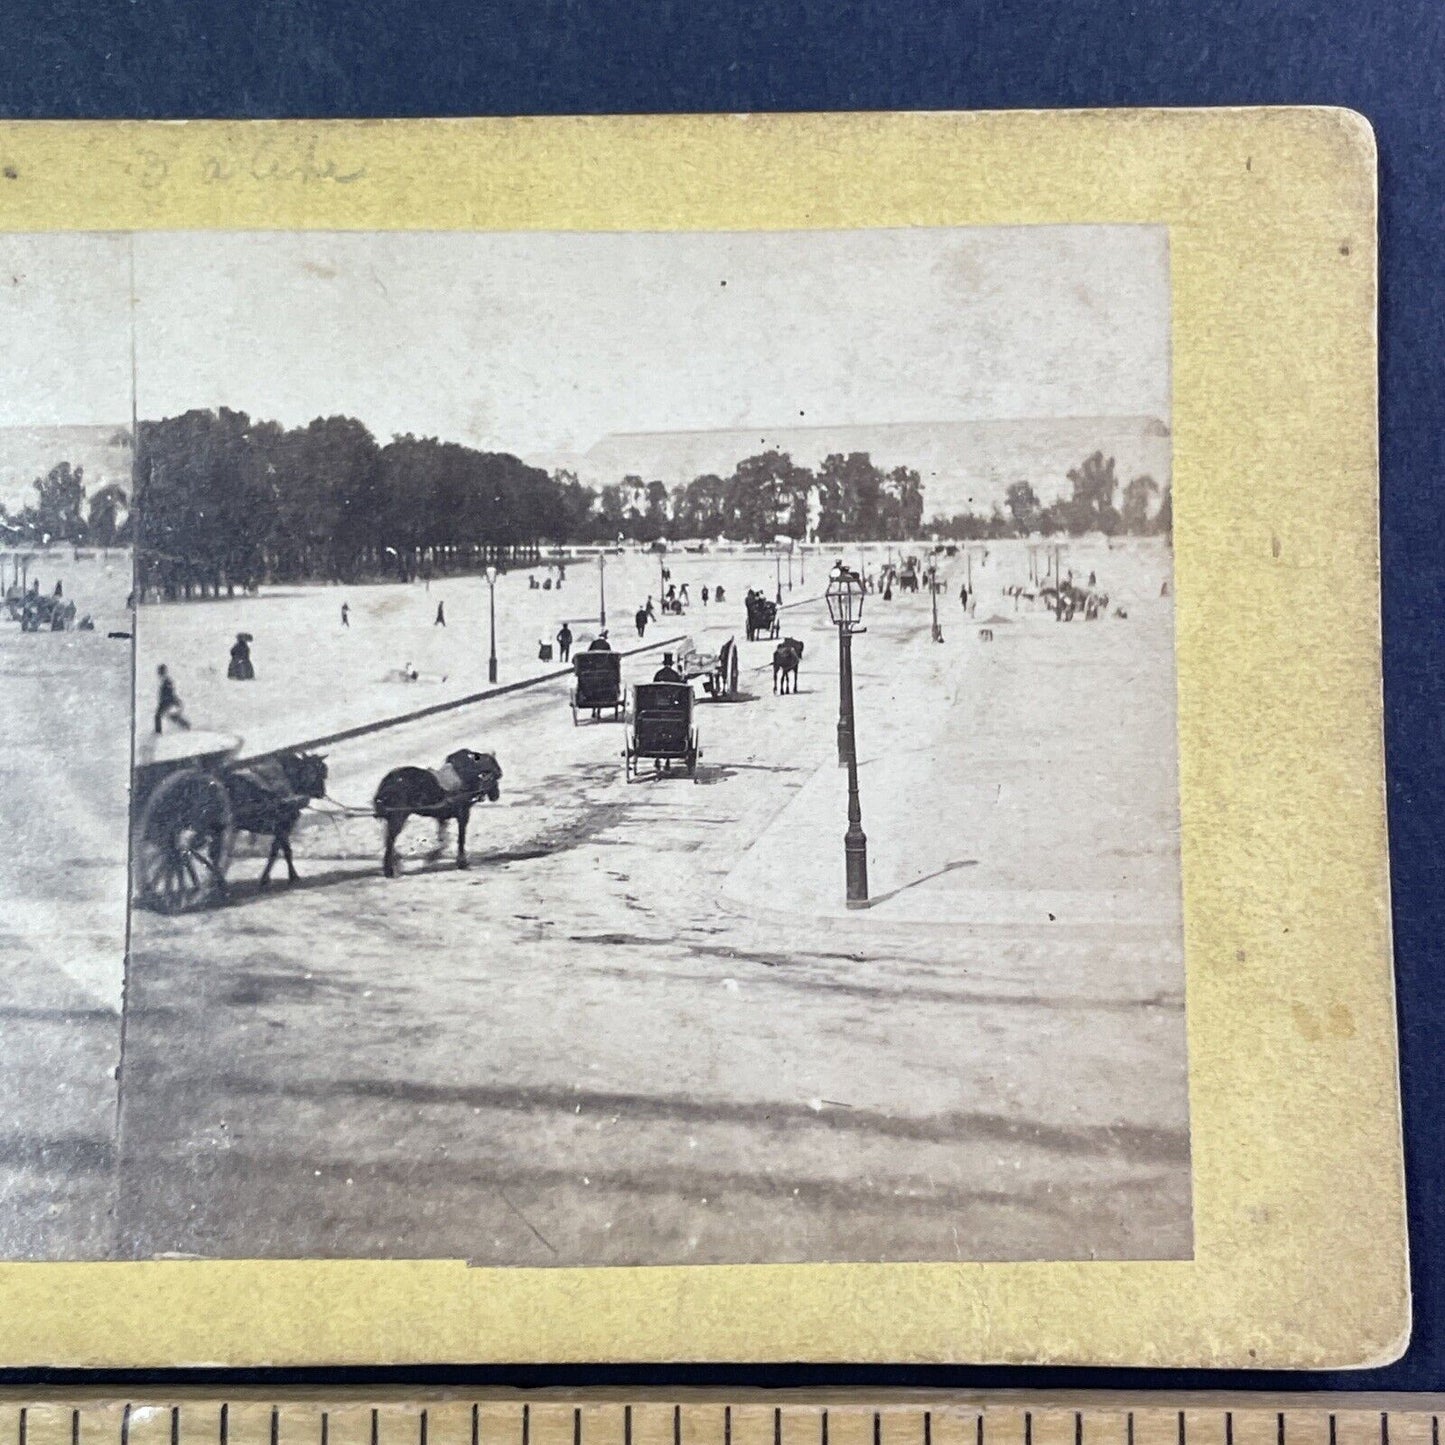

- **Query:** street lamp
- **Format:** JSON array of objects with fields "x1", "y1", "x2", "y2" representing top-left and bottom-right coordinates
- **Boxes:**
[
  {"x1": 775, "y1": 551, "x2": 783, "y2": 605},
  {"x1": 485, "y1": 565, "x2": 499, "y2": 684},
  {"x1": 825, "y1": 562, "x2": 869, "y2": 909},
  {"x1": 929, "y1": 565, "x2": 944, "y2": 644},
  {"x1": 598, "y1": 551, "x2": 607, "y2": 630},
  {"x1": 786, "y1": 544, "x2": 793, "y2": 592}
]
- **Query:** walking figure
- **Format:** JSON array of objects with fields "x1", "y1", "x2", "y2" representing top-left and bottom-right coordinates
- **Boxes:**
[
  {"x1": 557, "y1": 622, "x2": 573, "y2": 661},
  {"x1": 154, "y1": 665, "x2": 191, "y2": 734},
  {"x1": 679, "y1": 582, "x2": 689, "y2": 605},
  {"x1": 635, "y1": 605, "x2": 648, "y2": 638},
  {"x1": 701, "y1": 585, "x2": 709, "y2": 606},
  {"x1": 645, "y1": 596, "x2": 656, "y2": 621},
  {"x1": 341, "y1": 602, "x2": 350, "y2": 627},
  {"x1": 435, "y1": 601, "x2": 446, "y2": 626},
  {"x1": 714, "y1": 584, "x2": 726, "y2": 603}
]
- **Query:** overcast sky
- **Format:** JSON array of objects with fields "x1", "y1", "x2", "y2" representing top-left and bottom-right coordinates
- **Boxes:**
[{"x1": 0, "y1": 226, "x2": 1169, "y2": 455}]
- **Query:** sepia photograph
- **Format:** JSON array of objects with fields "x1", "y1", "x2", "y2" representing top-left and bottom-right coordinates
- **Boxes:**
[{"x1": 1, "y1": 223, "x2": 1187, "y2": 1266}]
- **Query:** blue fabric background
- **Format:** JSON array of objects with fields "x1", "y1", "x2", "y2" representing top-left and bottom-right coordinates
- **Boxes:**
[{"x1": 0, "y1": 0, "x2": 1439, "y2": 1391}]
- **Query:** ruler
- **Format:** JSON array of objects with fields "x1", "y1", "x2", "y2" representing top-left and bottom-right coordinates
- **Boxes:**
[{"x1": 1, "y1": 1397, "x2": 1443, "y2": 1445}]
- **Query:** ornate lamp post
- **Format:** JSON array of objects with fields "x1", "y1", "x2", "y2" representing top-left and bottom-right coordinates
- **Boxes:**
[
  {"x1": 825, "y1": 562, "x2": 869, "y2": 909},
  {"x1": 598, "y1": 551, "x2": 607, "y2": 630},
  {"x1": 485, "y1": 565, "x2": 499, "y2": 684}
]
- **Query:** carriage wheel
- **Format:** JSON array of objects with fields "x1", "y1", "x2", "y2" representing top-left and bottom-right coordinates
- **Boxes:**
[
  {"x1": 727, "y1": 645, "x2": 740, "y2": 697},
  {"x1": 686, "y1": 736, "x2": 699, "y2": 777},
  {"x1": 570, "y1": 689, "x2": 579, "y2": 727},
  {"x1": 133, "y1": 768, "x2": 234, "y2": 914}
]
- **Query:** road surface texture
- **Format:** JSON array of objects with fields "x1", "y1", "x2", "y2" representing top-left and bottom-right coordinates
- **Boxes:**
[{"x1": 115, "y1": 540, "x2": 1190, "y2": 1265}]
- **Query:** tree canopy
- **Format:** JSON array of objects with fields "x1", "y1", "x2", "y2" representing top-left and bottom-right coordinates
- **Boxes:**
[{"x1": 0, "y1": 407, "x2": 1173, "y2": 586}]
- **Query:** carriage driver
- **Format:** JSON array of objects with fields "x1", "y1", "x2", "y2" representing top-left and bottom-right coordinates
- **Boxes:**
[{"x1": 653, "y1": 652, "x2": 684, "y2": 684}]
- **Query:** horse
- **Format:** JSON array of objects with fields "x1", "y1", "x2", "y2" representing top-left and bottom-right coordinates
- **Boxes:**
[
  {"x1": 373, "y1": 748, "x2": 502, "y2": 878},
  {"x1": 221, "y1": 751, "x2": 330, "y2": 888},
  {"x1": 772, "y1": 637, "x2": 804, "y2": 694}
]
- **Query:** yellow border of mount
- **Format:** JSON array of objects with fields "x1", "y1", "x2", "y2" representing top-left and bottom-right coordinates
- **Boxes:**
[{"x1": 0, "y1": 110, "x2": 1403, "y2": 1369}]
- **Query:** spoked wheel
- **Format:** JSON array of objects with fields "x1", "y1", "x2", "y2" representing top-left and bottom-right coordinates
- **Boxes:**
[
  {"x1": 570, "y1": 690, "x2": 580, "y2": 727},
  {"x1": 133, "y1": 768, "x2": 234, "y2": 914},
  {"x1": 726, "y1": 646, "x2": 740, "y2": 697}
]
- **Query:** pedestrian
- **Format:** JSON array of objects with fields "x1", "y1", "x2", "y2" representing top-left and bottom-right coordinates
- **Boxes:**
[
  {"x1": 680, "y1": 582, "x2": 690, "y2": 605},
  {"x1": 959, "y1": 582, "x2": 969, "y2": 611},
  {"x1": 635, "y1": 605, "x2": 648, "y2": 638},
  {"x1": 154, "y1": 665, "x2": 191, "y2": 734},
  {"x1": 53, "y1": 580, "x2": 63, "y2": 599},
  {"x1": 715, "y1": 584, "x2": 726, "y2": 603},
  {"x1": 883, "y1": 579, "x2": 893, "y2": 602},
  {"x1": 646, "y1": 596, "x2": 656, "y2": 621},
  {"x1": 435, "y1": 600, "x2": 446, "y2": 626},
  {"x1": 558, "y1": 563, "x2": 566, "y2": 584},
  {"x1": 1088, "y1": 571, "x2": 1096, "y2": 587},
  {"x1": 227, "y1": 632, "x2": 255, "y2": 681},
  {"x1": 557, "y1": 622, "x2": 573, "y2": 661},
  {"x1": 701, "y1": 585, "x2": 710, "y2": 606},
  {"x1": 341, "y1": 602, "x2": 350, "y2": 627}
]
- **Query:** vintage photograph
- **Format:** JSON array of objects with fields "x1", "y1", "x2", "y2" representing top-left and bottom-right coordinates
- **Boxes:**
[{"x1": 1, "y1": 224, "x2": 1187, "y2": 1265}]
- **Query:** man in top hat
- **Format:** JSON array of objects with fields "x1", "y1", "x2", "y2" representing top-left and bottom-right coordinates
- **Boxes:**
[{"x1": 652, "y1": 651, "x2": 683, "y2": 683}]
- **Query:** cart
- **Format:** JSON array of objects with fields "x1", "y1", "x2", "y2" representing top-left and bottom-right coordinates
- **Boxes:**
[
  {"x1": 623, "y1": 682, "x2": 701, "y2": 780},
  {"x1": 130, "y1": 730, "x2": 242, "y2": 913},
  {"x1": 675, "y1": 635, "x2": 740, "y2": 699},
  {"x1": 571, "y1": 650, "x2": 624, "y2": 725}
]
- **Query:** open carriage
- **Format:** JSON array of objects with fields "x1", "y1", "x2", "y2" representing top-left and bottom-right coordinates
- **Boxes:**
[
  {"x1": 623, "y1": 682, "x2": 701, "y2": 780},
  {"x1": 130, "y1": 730, "x2": 243, "y2": 914},
  {"x1": 675, "y1": 635, "x2": 741, "y2": 699},
  {"x1": 570, "y1": 649, "x2": 624, "y2": 724}
]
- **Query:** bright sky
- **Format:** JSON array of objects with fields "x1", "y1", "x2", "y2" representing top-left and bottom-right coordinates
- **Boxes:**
[{"x1": 0, "y1": 226, "x2": 1169, "y2": 454}]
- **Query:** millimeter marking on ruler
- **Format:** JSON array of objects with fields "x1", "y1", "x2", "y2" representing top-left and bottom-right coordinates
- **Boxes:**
[{"x1": 4, "y1": 1400, "x2": 1445, "y2": 1445}]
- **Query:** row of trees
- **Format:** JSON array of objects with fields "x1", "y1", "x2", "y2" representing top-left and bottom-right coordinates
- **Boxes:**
[
  {"x1": 583, "y1": 449, "x2": 926, "y2": 546},
  {"x1": 0, "y1": 412, "x2": 1172, "y2": 594},
  {"x1": 0, "y1": 460, "x2": 131, "y2": 548},
  {"x1": 131, "y1": 412, "x2": 939, "y2": 595},
  {"x1": 931, "y1": 452, "x2": 1172, "y2": 541}
]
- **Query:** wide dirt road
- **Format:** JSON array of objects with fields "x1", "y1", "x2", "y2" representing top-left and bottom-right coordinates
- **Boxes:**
[
  {"x1": 0, "y1": 550, "x2": 131, "y2": 1259},
  {"x1": 116, "y1": 585, "x2": 1190, "y2": 1265}
]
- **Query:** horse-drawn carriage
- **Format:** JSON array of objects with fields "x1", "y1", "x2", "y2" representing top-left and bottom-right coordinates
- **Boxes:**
[
  {"x1": 623, "y1": 682, "x2": 701, "y2": 780},
  {"x1": 130, "y1": 731, "x2": 243, "y2": 913},
  {"x1": 131, "y1": 732, "x2": 331, "y2": 913},
  {"x1": 571, "y1": 649, "x2": 624, "y2": 724},
  {"x1": 1040, "y1": 580, "x2": 1108, "y2": 621},
  {"x1": 675, "y1": 635, "x2": 740, "y2": 699},
  {"x1": 744, "y1": 592, "x2": 780, "y2": 641},
  {"x1": 4, "y1": 589, "x2": 76, "y2": 631}
]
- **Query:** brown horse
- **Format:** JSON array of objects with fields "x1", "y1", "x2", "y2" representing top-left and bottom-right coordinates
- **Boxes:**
[
  {"x1": 772, "y1": 637, "x2": 804, "y2": 694},
  {"x1": 373, "y1": 748, "x2": 502, "y2": 877},
  {"x1": 223, "y1": 751, "x2": 329, "y2": 888}
]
